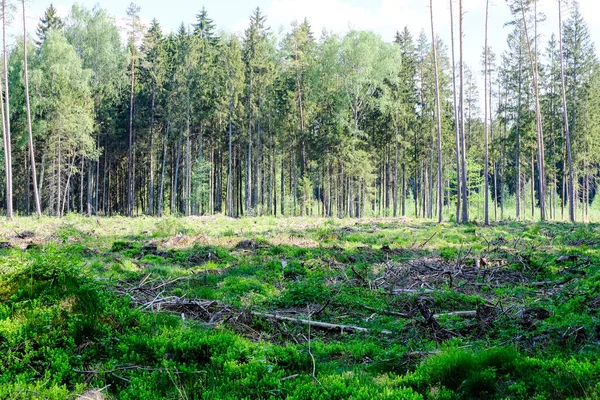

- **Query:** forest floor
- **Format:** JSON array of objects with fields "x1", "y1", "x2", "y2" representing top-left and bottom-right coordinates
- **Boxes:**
[{"x1": 1, "y1": 216, "x2": 600, "y2": 399}]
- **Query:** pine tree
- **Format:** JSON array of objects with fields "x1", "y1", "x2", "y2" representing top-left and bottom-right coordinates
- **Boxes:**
[
  {"x1": 125, "y1": 2, "x2": 143, "y2": 217},
  {"x1": 36, "y1": 3, "x2": 64, "y2": 46},
  {"x1": 242, "y1": 8, "x2": 271, "y2": 214},
  {"x1": 220, "y1": 35, "x2": 244, "y2": 217},
  {"x1": 140, "y1": 19, "x2": 165, "y2": 216},
  {"x1": 194, "y1": 6, "x2": 216, "y2": 43}
]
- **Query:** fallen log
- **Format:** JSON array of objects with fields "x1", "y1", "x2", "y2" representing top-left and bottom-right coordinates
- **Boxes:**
[
  {"x1": 433, "y1": 310, "x2": 477, "y2": 319},
  {"x1": 251, "y1": 311, "x2": 393, "y2": 335}
]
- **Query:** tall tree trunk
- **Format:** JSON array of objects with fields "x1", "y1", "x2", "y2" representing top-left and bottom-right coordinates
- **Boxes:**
[
  {"x1": 484, "y1": 0, "x2": 490, "y2": 225},
  {"x1": 185, "y1": 82, "x2": 192, "y2": 216},
  {"x1": 227, "y1": 101, "x2": 234, "y2": 217},
  {"x1": 22, "y1": 1, "x2": 41, "y2": 217},
  {"x1": 246, "y1": 78, "x2": 253, "y2": 213},
  {"x1": 280, "y1": 156, "x2": 284, "y2": 216},
  {"x1": 516, "y1": 33, "x2": 523, "y2": 220},
  {"x1": 80, "y1": 157, "x2": 84, "y2": 213},
  {"x1": 0, "y1": 65, "x2": 8, "y2": 218},
  {"x1": 87, "y1": 160, "x2": 94, "y2": 216},
  {"x1": 172, "y1": 134, "x2": 182, "y2": 215},
  {"x1": 148, "y1": 83, "x2": 156, "y2": 215},
  {"x1": 95, "y1": 134, "x2": 100, "y2": 214},
  {"x1": 127, "y1": 48, "x2": 136, "y2": 217},
  {"x1": 459, "y1": 0, "x2": 469, "y2": 223},
  {"x1": 430, "y1": 0, "x2": 444, "y2": 223},
  {"x1": 102, "y1": 141, "x2": 108, "y2": 215},
  {"x1": 558, "y1": 0, "x2": 575, "y2": 223},
  {"x1": 393, "y1": 133, "x2": 399, "y2": 217},
  {"x1": 519, "y1": 0, "x2": 546, "y2": 221},
  {"x1": 158, "y1": 122, "x2": 169, "y2": 217},
  {"x1": 57, "y1": 136, "x2": 62, "y2": 216},
  {"x1": 2, "y1": 0, "x2": 12, "y2": 219},
  {"x1": 531, "y1": 150, "x2": 535, "y2": 218},
  {"x1": 449, "y1": 0, "x2": 462, "y2": 221}
]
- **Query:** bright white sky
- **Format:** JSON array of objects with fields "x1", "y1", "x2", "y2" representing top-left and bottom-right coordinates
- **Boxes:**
[{"x1": 16, "y1": 0, "x2": 600, "y2": 115}]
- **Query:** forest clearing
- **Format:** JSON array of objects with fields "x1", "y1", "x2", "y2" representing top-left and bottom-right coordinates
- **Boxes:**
[
  {"x1": 1, "y1": 0, "x2": 600, "y2": 398},
  {"x1": 1, "y1": 216, "x2": 600, "y2": 399}
]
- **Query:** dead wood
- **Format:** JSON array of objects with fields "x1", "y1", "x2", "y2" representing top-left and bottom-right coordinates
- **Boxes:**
[
  {"x1": 415, "y1": 299, "x2": 460, "y2": 341},
  {"x1": 360, "y1": 304, "x2": 412, "y2": 319},
  {"x1": 251, "y1": 311, "x2": 393, "y2": 335},
  {"x1": 433, "y1": 310, "x2": 477, "y2": 319}
]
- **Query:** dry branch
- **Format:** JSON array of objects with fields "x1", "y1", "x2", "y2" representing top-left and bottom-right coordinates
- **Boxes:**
[
  {"x1": 251, "y1": 312, "x2": 393, "y2": 335},
  {"x1": 433, "y1": 310, "x2": 477, "y2": 319}
]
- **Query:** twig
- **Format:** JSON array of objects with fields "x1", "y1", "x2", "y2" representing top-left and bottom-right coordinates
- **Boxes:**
[
  {"x1": 418, "y1": 231, "x2": 438, "y2": 249},
  {"x1": 307, "y1": 306, "x2": 316, "y2": 379}
]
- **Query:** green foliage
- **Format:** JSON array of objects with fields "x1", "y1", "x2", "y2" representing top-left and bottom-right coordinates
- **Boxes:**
[
  {"x1": 279, "y1": 277, "x2": 331, "y2": 307},
  {"x1": 2, "y1": 217, "x2": 600, "y2": 398}
]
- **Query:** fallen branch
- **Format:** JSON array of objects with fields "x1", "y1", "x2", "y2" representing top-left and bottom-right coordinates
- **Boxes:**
[
  {"x1": 251, "y1": 311, "x2": 392, "y2": 335},
  {"x1": 418, "y1": 231, "x2": 439, "y2": 249},
  {"x1": 392, "y1": 288, "x2": 436, "y2": 294},
  {"x1": 360, "y1": 304, "x2": 412, "y2": 319},
  {"x1": 433, "y1": 310, "x2": 477, "y2": 319},
  {"x1": 527, "y1": 279, "x2": 572, "y2": 287},
  {"x1": 74, "y1": 365, "x2": 205, "y2": 375}
]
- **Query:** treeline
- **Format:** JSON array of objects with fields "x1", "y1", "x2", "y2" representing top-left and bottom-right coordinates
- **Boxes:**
[{"x1": 0, "y1": 0, "x2": 598, "y2": 222}]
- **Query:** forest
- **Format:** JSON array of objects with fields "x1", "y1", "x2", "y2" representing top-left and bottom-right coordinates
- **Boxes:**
[
  {"x1": 2, "y1": 0, "x2": 600, "y2": 399},
  {"x1": 0, "y1": 0, "x2": 597, "y2": 222}
]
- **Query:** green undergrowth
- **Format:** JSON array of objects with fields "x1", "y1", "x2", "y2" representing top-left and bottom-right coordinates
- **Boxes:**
[{"x1": 0, "y1": 217, "x2": 600, "y2": 398}]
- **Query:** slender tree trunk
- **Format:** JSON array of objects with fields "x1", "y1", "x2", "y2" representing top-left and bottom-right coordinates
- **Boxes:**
[
  {"x1": 0, "y1": 64, "x2": 8, "y2": 218},
  {"x1": 94, "y1": 134, "x2": 100, "y2": 214},
  {"x1": 449, "y1": 0, "x2": 462, "y2": 221},
  {"x1": 80, "y1": 156, "x2": 84, "y2": 214},
  {"x1": 172, "y1": 134, "x2": 182, "y2": 215},
  {"x1": 87, "y1": 159, "x2": 94, "y2": 216},
  {"x1": 57, "y1": 136, "x2": 62, "y2": 216},
  {"x1": 519, "y1": 0, "x2": 546, "y2": 221},
  {"x1": 531, "y1": 150, "x2": 535, "y2": 218},
  {"x1": 393, "y1": 132, "x2": 399, "y2": 216},
  {"x1": 127, "y1": 48, "x2": 136, "y2": 217},
  {"x1": 185, "y1": 119, "x2": 191, "y2": 216},
  {"x1": 558, "y1": 0, "x2": 575, "y2": 223},
  {"x1": 61, "y1": 156, "x2": 76, "y2": 217},
  {"x1": 22, "y1": 2, "x2": 41, "y2": 217},
  {"x1": 246, "y1": 77, "x2": 253, "y2": 213},
  {"x1": 484, "y1": 0, "x2": 490, "y2": 225},
  {"x1": 430, "y1": 0, "x2": 444, "y2": 223},
  {"x1": 516, "y1": 34, "x2": 523, "y2": 220},
  {"x1": 158, "y1": 122, "x2": 169, "y2": 217},
  {"x1": 185, "y1": 80, "x2": 192, "y2": 216},
  {"x1": 2, "y1": 0, "x2": 12, "y2": 219},
  {"x1": 148, "y1": 83, "x2": 156, "y2": 215},
  {"x1": 24, "y1": 153, "x2": 30, "y2": 214},
  {"x1": 280, "y1": 156, "x2": 284, "y2": 216},
  {"x1": 227, "y1": 101, "x2": 234, "y2": 217},
  {"x1": 102, "y1": 141, "x2": 108, "y2": 215},
  {"x1": 459, "y1": 0, "x2": 468, "y2": 223}
]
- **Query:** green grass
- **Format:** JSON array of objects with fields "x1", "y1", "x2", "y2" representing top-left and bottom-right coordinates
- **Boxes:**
[{"x1": 1, "y1": 216, "x2": 600, "y2": 398}]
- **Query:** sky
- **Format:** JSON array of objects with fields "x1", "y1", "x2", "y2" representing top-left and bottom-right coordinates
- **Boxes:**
[{"x1": 17, "y1": 0, "x2": 600, "y2": 113}]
